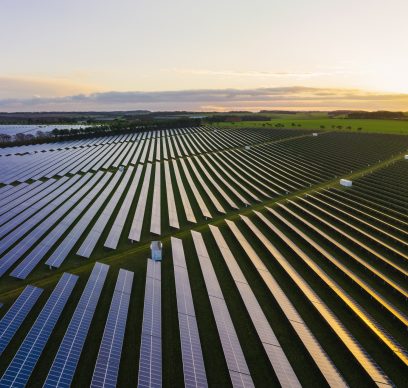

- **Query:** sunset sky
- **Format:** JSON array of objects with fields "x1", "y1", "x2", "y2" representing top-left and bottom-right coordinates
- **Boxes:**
[{"x1": 1, "y1": 0, "x2": 408, "y2": 111}]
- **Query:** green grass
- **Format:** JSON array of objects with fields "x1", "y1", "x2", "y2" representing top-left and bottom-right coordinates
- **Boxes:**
[{"x1": 214, "y1": 118, "x2": 408, "y2": 135}]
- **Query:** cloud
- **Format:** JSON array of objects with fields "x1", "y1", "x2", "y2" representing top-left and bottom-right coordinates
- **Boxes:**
[
  {"x1": 0, "y1": 86, "x2": 408, "y2": 112},
  {"x1": 0, "y1": 76, "x2": 97, "y2": 99},
  {"x1": 169, "y1": 68, "x2": 351, "y2": 79}
]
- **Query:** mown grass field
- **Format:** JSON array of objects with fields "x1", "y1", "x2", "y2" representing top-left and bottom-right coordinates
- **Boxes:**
[{"x1": 215, "y1": 118, "x2": 408, "y2": 135}]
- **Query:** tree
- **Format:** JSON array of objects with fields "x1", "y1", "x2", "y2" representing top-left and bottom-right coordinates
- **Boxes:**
[
  {"x1": 0, "y1": 133, "x2": 11, "y2": 142},
  {"x1": 15, "y1": 133, "x2": 26, "y2": 141}
]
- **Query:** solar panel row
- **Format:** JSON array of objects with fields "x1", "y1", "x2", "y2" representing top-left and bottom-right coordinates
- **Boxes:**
[
  {"x1": 172, "y1": 159, "x2": 196, "y2": 224},
  {"x1": 163, "y1": 161, "x2": 179, "y2": 229},
  {"x1": 150, "y1": 162, "x2": 161, "y2": 235},
  {"x1": 191, "y1": 231, "x2": 254, "y2": 388},
  {"x1": 129, "y1": 163, "x2": 152, "y2": 242},
  {"x1": 0, "y1": 285, "x2": 43, "y2": 355},
  {"x1": 138, "y1": 259, "x2": 162, "y2": 388},
  {"x1": 104, "y1": 165, "x2": 143, "y2": 249},
  {"x1": 91, "y1": 269, "x2": 134, "y2": 388},
  {"x1": 171, "y1": 237, "x2": 207, "y2": 388}
]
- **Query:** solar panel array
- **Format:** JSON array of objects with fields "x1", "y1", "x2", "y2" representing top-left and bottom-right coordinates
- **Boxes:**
[
  {"x1": 91, "y1": 268, "x2": 134, "y2": 388},
  {"x1": 138, "y1": 259, "x2": 162, "y2": 388},
  {"x1": 224, "y1": 219, "x2": 347, "y2": 387},
  {"x1": 0, "y1": 127, "x2": 406, "y2": 386},
  {"x1": 191, "y1": 231, "x2": 255, "y2": 388},
  {"x1": 0, "y1": 273, "x2": 78, "y2": 387},
  {"x1": 0, "y1": 285, "x2": 43, "y2": 355},
  {"x1": 208, "y1": 225, "x2": 301, "y2": 388},
  {"x1": 240, "y1": 214, "x2": 392, "y2": 387},
  {"x1": 171, "y1": 237, "x2": 207, "y2": 388},
  {"x1": 44, "y1": 262, "x2": 109, "y2": 388}
]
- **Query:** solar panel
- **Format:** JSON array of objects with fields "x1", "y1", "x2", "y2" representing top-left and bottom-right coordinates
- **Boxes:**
[
  {"x1": 104, "y1": 165, "x2": 143, "y2": 250},
  {"x1": 0, "y1": 175, "x2": 76, "y2": 239},
  {"x1": 0, "y1": 180, "x2": 47, "y2": 216},
  {"x1": 77, "y1": 166, "x2": 135, "y2": 258},
  {"x1": 0, "y1": 273, "x2": 78, "y2": 387},
  {"x1": 241, "y1": 214, "x2": 392, "y2": 387},
  {"x1": 200, "y1": 155, "x2": 250, "y2": 207},
  {"x1": 191, "y1": 231, "x2": 254, "y2": 388},
  {"x1": 192, "y1": 156, "x2": 238, "y2": 210},
  {"x1": 0, "y1": 285, "x2": 43, "y2": 355},
  {"x1": 171, "y1": 238, "x2": 207, "y2": 388},
  {"x1": 148, "y1": 138, "x2": 155, "y2": 162},
  {"x1": 150, "y1": 162, "x2": 161, "y2": 235},
  {"x1": 44, "y1": 263, "x2": 109, "y2": 388},
  {"x1": 9, "y1": 172, "x2": 110, "y2": 277},
  {"x1": 139, "y1": 139, "x2": 150, "y2": 163},
  {"x1": 272, "y1": 204, "x2": 408, "y2": 324},
  {"x1": 179, "y1": 159, "x2": 211, "y2": 219},
  {"x1": 209, "y1": 225, "x2": 300, "y2": 387},
  {"x1": 224, "y1": 219, "x2": 349, "y2": 387},
  {"x1": 128, "y1": 163, "x2": 152, "y2": 242},
  {"x1": 172, "y1": 159, "x2": 196, "y2": 223},
  {"x1": 43, "y1": 172, "x2": 119, "y2": 269},
  {"x1": 138, "y1": 259, "x2": 162, "y2": 388},
  {"x1": 164, "y1": 161, "x2": 179, "y2": 229},
  {"x1": 91, "y1": 269, "x2": 134, "y2": 388},
  {"x1": 0, "y1": 173, "x2": 95, "y2": 271},
  {"x1": 186, "y1": 157, "x2": 225, "y2": 214}
]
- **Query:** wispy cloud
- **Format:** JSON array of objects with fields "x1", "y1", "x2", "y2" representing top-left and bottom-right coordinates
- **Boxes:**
[
  {"x1": 0, "y1": 86, "x2": 408, "y2": 112},
  {"x1": 168, "y1": 68, "x2": 352, "y2": 79}
]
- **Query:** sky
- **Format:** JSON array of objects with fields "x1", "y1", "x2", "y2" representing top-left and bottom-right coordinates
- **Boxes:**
[{"x1": 1, "y1": 0, "x2": 408, "y2": 112}]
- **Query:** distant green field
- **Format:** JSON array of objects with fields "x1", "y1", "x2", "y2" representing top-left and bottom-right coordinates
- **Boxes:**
[{"x1": 215, "y1": 118, "x2": 408, "y2": 135}]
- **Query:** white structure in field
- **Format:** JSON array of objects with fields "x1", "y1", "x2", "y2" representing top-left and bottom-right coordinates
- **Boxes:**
[
  {"x1": 312, "y1": 133, "x2": 318, "y2": 137},
  {"x1": 404, "y1": 155, "x2": 408, "y2": 160},
  {"x1": 151, "y1": 241, "x2": 163, "y2": 261},
  {"x1": 340, "y1": 179, "x2": 352, "y2": 187}
]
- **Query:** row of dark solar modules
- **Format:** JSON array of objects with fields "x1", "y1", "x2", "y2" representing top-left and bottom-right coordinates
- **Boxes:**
[
  {"x1": 0, "y1": 128, "x2": 317, "y2": 279},
  {"x1": 0, "y1": 230, "x2": 289, "y2": 388},
  {"x1": 0, "y1": 126, "x2": 213, "y2": 157},
  {"x1": 1, "y1": 163, "x2": 406, "y2": 386},
  {"x1": 0, "y1": 127, "x2": 203, "y2": 184},
  {"x1": 0, "y1": 126, "x2": 307, "y2": 184},
  {"x1": 1, "y1": 132, "x2": 408, "y2": 282},
  {"x1": 0, "y1": 264, "x2": 133, "y2": 388}
]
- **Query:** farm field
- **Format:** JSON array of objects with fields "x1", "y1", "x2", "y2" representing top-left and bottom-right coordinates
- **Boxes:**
[
  {"x1": 216, "y1": 118, "x2": 408, "y2": 135},
  {"x1": 0, "y1": 125, "x2": 407, "y2": 387}
]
